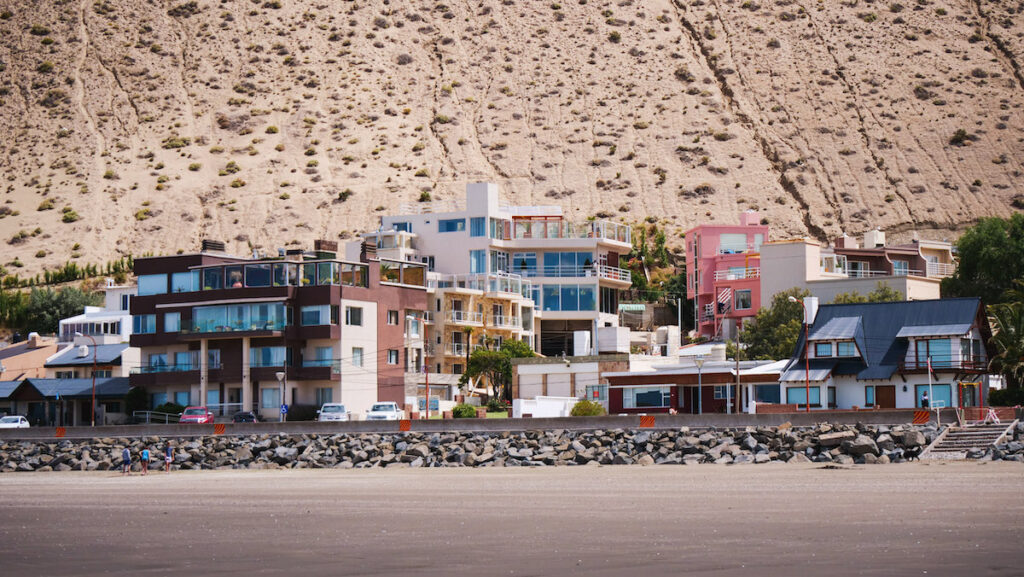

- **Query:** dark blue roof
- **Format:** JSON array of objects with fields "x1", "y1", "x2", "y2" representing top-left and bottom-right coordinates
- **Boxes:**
[
  {"x1": 787, "y1": 298, "x2": 986, "y2": 381},
  {"x1": 0, "y1": 380, "x2": 23, "y2": 400},
  {"x1": 17, "y1": 377, "x2": 131, "y2": 399},
  {"x1": 45, "y1": 343, "x2": 128, "y2": 367}
]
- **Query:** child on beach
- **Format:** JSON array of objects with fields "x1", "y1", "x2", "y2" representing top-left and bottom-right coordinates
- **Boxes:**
[{"x1": 121, "y1": 447, "x2": 131, "y2": 475}]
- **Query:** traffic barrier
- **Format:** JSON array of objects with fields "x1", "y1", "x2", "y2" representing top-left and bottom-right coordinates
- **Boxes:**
[{"x1": 639, "y1": 416, "x2": 655, "y2": 428}]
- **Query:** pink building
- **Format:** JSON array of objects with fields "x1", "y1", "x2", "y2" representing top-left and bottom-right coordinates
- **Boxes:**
[{"x1": 685, "y1": 212, "x2": 769, "y2": 340}]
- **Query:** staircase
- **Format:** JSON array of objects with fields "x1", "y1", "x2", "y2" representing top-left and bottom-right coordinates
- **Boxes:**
[{"x1": 922, "y1": 420, "x2": 1018, "y2": 459}]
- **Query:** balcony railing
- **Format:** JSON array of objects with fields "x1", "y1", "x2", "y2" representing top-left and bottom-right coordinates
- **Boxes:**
[
  {"x1": 300, "y1": 359, "x2": 342, "y2": 374},
  {"x1": 490, "y1": 315, "x2": 522, "y2": 329},
  {"x1": 429, "y1": 272, "x2": 532, "y2": 298},
  {"x1": 713, "y1": 267, "x2": 760, "y2": 281},
  {"x1": 926, "y1": 262, "x2": 955, "y2": 278},
  {"x1": 446, "y1": 311, "x2": 484, "y2": 325},
  {"x1": 898, "y1": 356, "x2": 987, "y2": 373},
  {"x1": 717, "y1": 243, "x2": 761, "y2": 255},
  {"x1": 182, "y1": 319, "x2": 288, "y2": 334},
  {"x1": 445, "y1": 343, "x2": 469, "y2": 356},
  {"x1": 510, "y1": 219, "x2": 630, "y2": 243},
  {"x1": 131, "y1": 362, "x2": 223, "y2": 374}
]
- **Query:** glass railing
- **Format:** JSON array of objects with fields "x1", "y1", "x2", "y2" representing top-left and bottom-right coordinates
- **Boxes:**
[
  {"x1": 510, "y1": 219, "x2": 630, "y2": 243},
  {"x1": 184, "y1": 318, "x2": 288, "y2": 334},
  {"x1": 131, "y1": 362, "x2": 223, "y2": 374},
  {"x1": 446, "y1": 311, "x2": 483, "y2": 324}
]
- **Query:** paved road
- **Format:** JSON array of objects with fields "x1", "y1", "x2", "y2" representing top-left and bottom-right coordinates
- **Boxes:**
[{"x1": 0, "y1": 462, "x2": 1022, "y2": 576}]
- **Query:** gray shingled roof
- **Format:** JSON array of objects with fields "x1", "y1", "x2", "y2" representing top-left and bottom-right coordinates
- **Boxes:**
[{"x1": 45, "y1": 343, "x2": 129, "y2": 367}]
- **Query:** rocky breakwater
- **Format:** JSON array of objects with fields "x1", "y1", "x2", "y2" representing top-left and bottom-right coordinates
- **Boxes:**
[{"x1": 3, "y1": 423, "x2": 1023, "y2": 472}]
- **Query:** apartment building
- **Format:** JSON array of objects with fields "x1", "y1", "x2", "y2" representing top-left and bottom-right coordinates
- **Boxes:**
[
  {"x1": 685, "y1": 211, "x2": 769, "y2": 340},
  {"x1": 347, "y1": 182, "x2": 633, "y2": 362},
  {"x1": 129, "y1": 240, "x2": 427, "y2": 419},
  {"x1": 760, "y1": 230, "x2": 955, "y2": 304}
]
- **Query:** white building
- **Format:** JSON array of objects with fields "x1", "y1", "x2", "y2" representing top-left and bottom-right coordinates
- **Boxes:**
[{"x1": 347, "y1": 183, "x2": 633, "y2": 368}]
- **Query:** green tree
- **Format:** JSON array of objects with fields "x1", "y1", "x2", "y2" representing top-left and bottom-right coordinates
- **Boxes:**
[
  {"x1": 23, "y1": 286, "x2": 103, "y2": 333},
  {"x1": 989, "y1": 303, "x2": 1024, "y2": 390},
  {"x1": 663, "y1": 269, "x2": 694, "y2": 331},
  {"x1": 942, "y1": 214, "x2": 1024, "y2": 305},
  {"x1": 739, "y1": 288, "x2": 810, "y2": 360},
  {"x1": 831, "y1": 291, "x2": 868, "y2": 304},
  {"x1": 460, "y1": 339, "x2": 535, "y2": 401},
  {"x1": 831, "y1": 282, "x2": 903, "y2": 304}
]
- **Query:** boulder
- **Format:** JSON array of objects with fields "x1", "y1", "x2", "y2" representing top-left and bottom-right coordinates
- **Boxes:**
[
  {"x1": 732, "y1": 454, "x2": 754, "y2": 465},
  {"x1": 637, "y1": 454, "x2": 655, "y2": 466},
  {"x1": 818, "y1": 430, "x2": 856, "y2": 447},
  {"x1": 875, "y1": 434, "x2": 895, "y2": 452},
  {"x1": 900, "y1": 430, "x2": 926, "y2": 448},
  {"x1": 234, "y1": 447, "x2": 253, "y2": 463},
  {"x1": 841, "y1": 435, "x2": 880, "y2": 456},
  {"x1": 833, "y1": 454, "x2": 854, "y2": 465},
  {"x1": 787, "y1": 452, "x2": 811, "y2": 464}
]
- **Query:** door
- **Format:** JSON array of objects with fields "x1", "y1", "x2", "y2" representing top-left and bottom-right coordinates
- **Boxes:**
[{"x1": 875, "y1": 385, "x2": 896, "y2": 409}]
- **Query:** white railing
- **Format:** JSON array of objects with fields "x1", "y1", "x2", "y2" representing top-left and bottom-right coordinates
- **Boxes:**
[
  {"x1": 847, "y1": 269, "x2": 895, "y2": 279},
  {"x1": 713, "y1": 267, "x2": 760, "y2": 281},
  {"x1": 490, "y1": 315, "x2": 522, "y2": 329},
  {"x1": 429, "y1": 272, "x2": 532, "y2": 298},
  {"x1": 926, "y1": 262, "x2": 955, "y2": 278},
  {"x1": 717, "y1": 244, "x2": 760, "y2": 255},
  {"x1": 445, "y1": 343, "x2": 469, "y2": 356},
  {"x1": 595, "y1": 264, "x2": 631, "y2": 282},
  {"x1": 510, "y1": 219, "x2": 630, "y2": 243},
  {"x1": 446, "y1": 310, "x2": 483, "y2": 324}
]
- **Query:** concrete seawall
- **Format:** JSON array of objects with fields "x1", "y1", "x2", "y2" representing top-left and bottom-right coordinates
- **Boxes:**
[{"x1": 0, "y1": 408, "x2": 983, "y2": 441}]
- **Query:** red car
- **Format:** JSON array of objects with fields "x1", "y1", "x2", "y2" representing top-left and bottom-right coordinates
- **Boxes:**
[{"x1": 179, "y1": 406, "x2": 215, "y2": 424}]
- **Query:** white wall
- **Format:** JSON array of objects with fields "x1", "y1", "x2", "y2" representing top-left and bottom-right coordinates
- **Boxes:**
[{"x1": 340, "y1": 298, "x2": 378, "y2": 415}]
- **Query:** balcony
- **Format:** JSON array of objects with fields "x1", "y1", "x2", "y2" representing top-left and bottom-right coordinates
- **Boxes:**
[
  {"x1": 717, "y1": 243, "x2": 761, "y2": 255},
  {"x1": 712, "y1": 267, "x2": 760, "y2": 281},
  {"x1": 297, "y1": 359, "x2": 342, "y2": 380},
  {"x1": 898, "y1": 356, "x2": 987, "y2": 373},
  {"x1": 429, "y1": 273, "x2": 533, "y2": 298},
  {"x1": 490, "y1": 315, "x2": 522, "y2": 330},
  {"x1": 181, "y1": 318, "x2": 287, "y2": 338},
  {"x1": 519, "y1": 264, "x2": 630, "y2": 282},
  {"x1": 510, "y1": 219, "x2": 631, "y2": 244},
  {"x1": 446, "y1": 310, "x2": 484, "y2": 325},
  {"x1": 131, "y1": 362, "x2": 222, "y2": 374},
  {"x1": 445, "y1": 343, "x2": 470, "y2": 356},
  {"x1": 926, "y1": 262, "x2": 955, "y2": 278}
]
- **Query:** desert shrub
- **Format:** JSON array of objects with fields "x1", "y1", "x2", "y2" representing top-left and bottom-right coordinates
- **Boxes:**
[
  {"x1": 453, "y1": 403, "x2": 477, "y2": 418},
  {"x1": 570, "y1": 400, "x2": 607, "y2": 416},
  {"x1": 396, "y1": 53, "x2": 413, "y2": 65},
  {"x1": 949, "y1": 129, "x2": 974, "y2": 146}
]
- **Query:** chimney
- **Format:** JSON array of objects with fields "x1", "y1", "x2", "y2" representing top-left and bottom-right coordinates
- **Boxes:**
[
  {"x1": 201, "y1": 239, "x2": 226, "y2": 253},
  {"x1": 835, "y1": 234, "x2": 858, "y2": 249},
  {"x1": 76, "y1": 344, "x2": 90, "y2": 358},
  {"x1": 360, "y1": 240, "x2": 377, "y2": 263},
  {"x1": 284, "y1": 249, "x2": 304, "y2": 262},
  {"x1": 27, "y1": 332, "x2": 43, "y2": 348},
  {"x1": 738, "y1": 210, "x2": 759, "y2": 226},
  {"x1": 314, "y1": 239, "x2": 338, "y2": 259},
  {"x1": 863, "y1": 229, "x2": 886, "y2": 248}
]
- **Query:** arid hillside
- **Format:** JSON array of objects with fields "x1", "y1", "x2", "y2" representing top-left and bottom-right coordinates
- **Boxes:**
[{"x1": 0, "y1": 0, "x2": 1022, "y2": 273}]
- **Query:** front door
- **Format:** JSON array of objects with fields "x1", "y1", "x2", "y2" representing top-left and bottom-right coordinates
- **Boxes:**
[{"x1": 876, "y1": 385, "x2": 896, "y2": 409}]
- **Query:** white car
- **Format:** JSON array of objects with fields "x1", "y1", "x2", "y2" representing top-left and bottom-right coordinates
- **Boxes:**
[
  {"x1": 317, "y1": 403, "x2": 350, "y2": 422},
  {"x1": 365, "y1": 402, "x2": 402, "y2": 421},
  {"x1": 0, "y1": 415, "x2": 30, "y2": 429}
]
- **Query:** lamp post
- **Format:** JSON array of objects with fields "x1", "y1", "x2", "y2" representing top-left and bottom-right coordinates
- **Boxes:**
[
  {"x1": 788, "y1": 296, "x2": 811, "y2": 413},
  {"x1": 694, "y1": 355, "x2": 705, "y2": 415},
  {"x1": 74, "y1": 331, "x2": 98, "y2": 426},
  {"x1": 275, "y1": 371, "x2": 286, "y2": 423}
]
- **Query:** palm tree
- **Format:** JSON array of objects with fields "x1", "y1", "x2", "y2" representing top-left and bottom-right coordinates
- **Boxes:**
[{"x1": 989, "y1": 303, "x2": 1024, "y2": 389}]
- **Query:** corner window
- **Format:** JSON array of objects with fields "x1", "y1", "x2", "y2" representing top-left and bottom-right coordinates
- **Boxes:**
[
  {"x1": 171, "y1": 271, "x2": 199, "y2": 293},
  {"x1": 138, "y1": 274, "x2": 168, "y2": 296},
  {"x1": 470, "y1": 217, "x2": 486, "y2": 237},
  {"x1": 735, "y1": 289, "x2": 752, "y2": 310},
  {"x1": 300, "y1": 305, "x2": 332, "y2": 326},
  {"x1": 345, "y1": 306, "x2": 363, "y2": 326},
  {"x1": 439, "y1": 218, "x2": 465, "y2": 233},
  {"x1": 814, "y1": 342, "x2": 833, "y2": 357}
]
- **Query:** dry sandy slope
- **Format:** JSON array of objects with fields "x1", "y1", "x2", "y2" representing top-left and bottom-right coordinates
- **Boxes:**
[
  {"x1": 0, "y1": 0, "x2": 1021, "y2": 273},
  {"x1": 0, "y1": 463, "x2": 1022, "y2": 576}
]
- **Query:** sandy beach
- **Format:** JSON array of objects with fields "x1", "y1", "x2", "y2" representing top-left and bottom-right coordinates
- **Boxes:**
[{"x1": 0, "y1": 462, "x2": 1021, "y2": 576}]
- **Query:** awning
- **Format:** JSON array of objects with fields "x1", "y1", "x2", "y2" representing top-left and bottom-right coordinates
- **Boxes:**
[
  {"x1": 895, "y1": 324, "x2": 972, "y2": 338},
  {"x1": 780, "y1": 361, "x2": 836, "y2": 383},
  {"x1": 809, "y1": 316, "x2": 862, "y2": 341}
]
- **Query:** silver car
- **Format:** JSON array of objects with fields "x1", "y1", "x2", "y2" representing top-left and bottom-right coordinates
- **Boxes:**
[
  {"x1": 0, "y1": 415, "x2": 30, "y2": 429},
  {"x1": 317, "y1": 403, "x2": 349, "y2": 422}
]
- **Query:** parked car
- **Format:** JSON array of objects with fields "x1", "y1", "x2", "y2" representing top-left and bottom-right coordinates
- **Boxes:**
[
  {"x1": 179, "y1": 406, "x2": 215, "y2": 424},
  {"x1": 317, "y1": 403, "x2": 349, "y2": 422},
  {"x1": 231, "y1": 411, "x2": 260, "y2": 423},
  {"x1": 366, "y1": 402, "x2": 402, "y2": 421},
  {"x1": 0, "y1": 415, "x2": 29, "y2": 429}
]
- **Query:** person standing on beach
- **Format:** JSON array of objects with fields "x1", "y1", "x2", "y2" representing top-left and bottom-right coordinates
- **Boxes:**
[
  {"x1": 164, "y1": 443, "x2": 173, "y2": 473},
  {"x1": 121, "y1": 446, "x2": 131, "y2": 475},
  {"x1": 141, "y1": 447, "x2": 150, "y2": 475}
]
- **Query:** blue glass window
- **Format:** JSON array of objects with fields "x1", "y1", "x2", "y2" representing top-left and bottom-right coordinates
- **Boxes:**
[
  {"x1": 470, "y1": 250, "x2": 487, "y2": 274},
  {"x1": 470, "y1": 217, "x2": 486, "y2": 237},
  {"x1": 439, "y1": 218, "x2": 465, "y2": 233}
]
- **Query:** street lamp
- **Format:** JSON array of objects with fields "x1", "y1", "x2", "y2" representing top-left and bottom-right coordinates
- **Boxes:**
[
  {"x1": 74, "y1": 331, "x2": 98, "y2": 426},
  {"x1": 787, "y1": 296, "x2": 811, "y2": 413},
  {"x1": 275, "y1": 371, "x2": 286, "y2": 423},
  {"x1": 694, "y1": 355, "x2": 705, "y2": 415}
]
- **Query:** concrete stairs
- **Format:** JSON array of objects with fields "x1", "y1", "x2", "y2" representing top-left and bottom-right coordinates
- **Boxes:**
[{"x1": 922, "y1": 420, "x2": 1018, "y2": 459}]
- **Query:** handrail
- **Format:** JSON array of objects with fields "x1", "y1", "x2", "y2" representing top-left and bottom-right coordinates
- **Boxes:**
[
  {"x1": 131, "y1": 410, "x2": 181, "y2": 424},
  {"x1": 712, "y1": 267, "x2": 760, "y2": 281}
]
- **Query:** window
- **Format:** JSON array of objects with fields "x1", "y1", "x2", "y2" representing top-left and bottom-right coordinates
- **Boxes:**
[
  {"x1": 735, "y1": 289, "x2": 752, "y2": 310},
  {"x1": 714, "y1": 385, "x2": 729, "y2": 400},
  {"x1": 453, "y1": 363, "x2": 463, "y2": 374},
  {"x1": 151, "y1": 393, "x2": 168, "y2": 408},
  {"x1": 489, "y1": 218, "x2": 508, "y2": 240},
  {"x1": 191, "y1": 302, "x2": 288, "y2": 333},
  {"x1": 490, "y1": 251, "x2": 509, "y2": 273},
  {"x1": 393, "y1": 221, "x2": 411, "y2": 233},
  {"x1": 345, "y1": 306, "x2": 363, "y2": 326},
  {"x1": 560, "y1": 285, "x2": 580, "y2": 312},
  {"x1": 600, "y1": 286, "x2": 618, "y2": 315},
  {"x1": 225, "y1": 265, "x2": 243, "y2": 288},
  {"x1": 208, "y1": 349, "x2": 222, "y2": 369},
  {"x1": 513, "y1": 252, "x2": 537, "y2": 275},
  {"x1": 719, "y1": 233, "x2": 748, "y2": 253},
  {"x1": 174, "y1": 391, "x2": 190, "y2": 407},
  {"x1": 164, "y1": 312, "x2": 180, "y2": 333},
  {"x1": 915, "y1": 384, "x2": 952, "y2": 408},
  {"x1": 916, "y1": 338, "x2": 953, "y2": 367},
  {"x1": 120, "y1": 294, "x2": 131, "y2": 311},
  {"x1": 301, "y1": 305, "x2": 333, "y2": 326},
  {"x1": 149, "y1": 353, "x2": 168, "y2": 371},
  {"x1": 542, "y1": 285, "x2": 560, "y2": 311},
  {"x1": 837, "y1": 342, "x2": 857, "y2": 357},
  {"x1": 133, "y1": 314, "x2": 156, "y2": 334},
  {"x1": 55, "y1": 370, "x2": 77, "y2": 379},
  {"x1": 470, "y1": 217, "x2": 486, "y2": 237},
  {"x1": 244, "y1": 264, "x2": 272, "y2": 287},
  {"x1": 893, "y1": 260, "x2": 909, "y2": 276},
  {"x1": 138, "y1": 274, "x2": 168, "y2": 296},
  {"x1": 470, "y1": 250, "x2": 487, "y2": 274},
  {"x1": 207, "y1": 390, "x2": 220, "y2": 406},
  {"x1": 387, "y1": 310, "x2": 399, "y2": 325},
  {"x1": 315, "y1": 387, "x2": 333, "y2": 406},
  {"x1": 754, "y1": 384, "x2": 781, "y2": 404},
  {"x1": 815, "y1": 342, "x2": 833, "y2": 357},
  {"x1": 352, "y1": 347, "x2": 364, "y2": 367},
  {"x1": 387, "y1": 350, "x2": 399, "y2": 365},
  {"x1": 865, "y1": 386, "x2": 875, "y2": 407},
  {"x1": 439, "y1": 218, "x2": 466, "y2": 233},
  {"x1": 103, "y1": 401, "x2": 121, "y2": 413},
  {"x1": 250, "y1": 346, "x2": 287, "y2": 367},
  {"x1": 786, "y1": 386, "x2": 821, "y2": 407},
  {"x1": 201, "y1": 268, "x2": 223, "y2": 291},
  {"x1": 174, "y1": 351, "x2": 194, "y2": 371},
  {"x1": 171, "y1": 271, "x2": 199, "y2": 293},
  {"x1": 541, "y1": 284, "x2": 597, "y2": 311},
  {"x1": 542, "y1": 252, "x2": 593, "y2": 276},
  {"x1": 623, "y1": 386, "x2": 671, "y2": 408},
  {"x1": 828, "y1": 387, "x2": 836, "y2": 408},
  {"x1": 260, "y1": 388, "x2": 280, "y2": 409}
]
